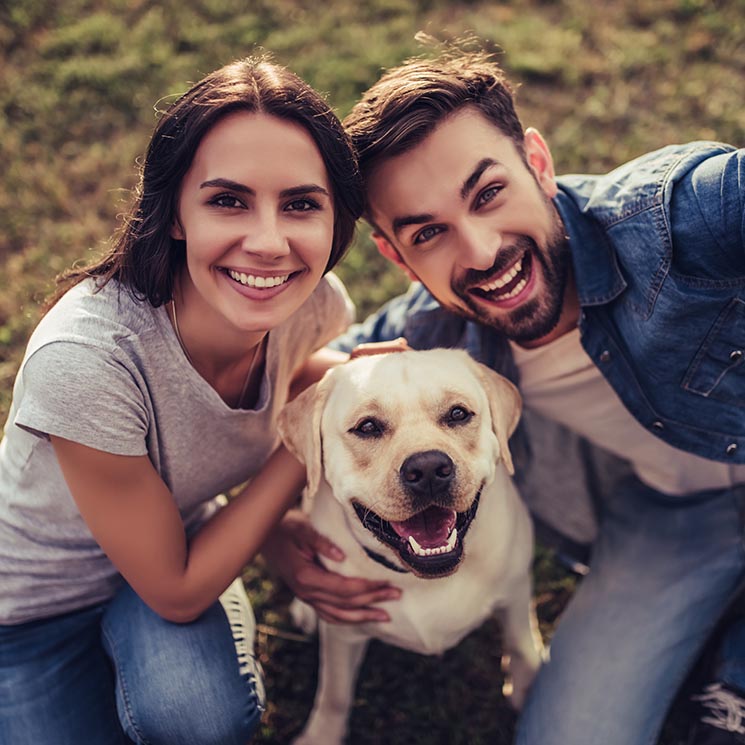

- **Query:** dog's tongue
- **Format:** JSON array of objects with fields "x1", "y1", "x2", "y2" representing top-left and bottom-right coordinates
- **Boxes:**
[{"x1": 390, "y1": 506, "x2": 456, "y2": 548}]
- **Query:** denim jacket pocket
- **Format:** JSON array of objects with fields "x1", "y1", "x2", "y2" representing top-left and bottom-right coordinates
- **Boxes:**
[{"x1": 682, "y1": 298, "x2": 745, "y2": 406}]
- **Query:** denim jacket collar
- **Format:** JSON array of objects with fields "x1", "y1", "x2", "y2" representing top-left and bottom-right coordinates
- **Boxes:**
[{"x1": 554, "y1": 187, "x2": 627, "y2": 307}]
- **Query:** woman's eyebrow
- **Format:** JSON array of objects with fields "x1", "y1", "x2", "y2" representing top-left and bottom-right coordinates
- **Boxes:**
[
  {"x1": 200, "y1": 178, "x2": 253, "y2": 194},
  {"x1": 279, "y1": 184, "x2": 330, "y2": 199},
  {"x1": 199, "y1": 179, "x2": 329, "y2": 200}
]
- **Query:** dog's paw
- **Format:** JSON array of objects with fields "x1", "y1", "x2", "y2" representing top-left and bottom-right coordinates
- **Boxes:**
[
  {"x1": 289, "y1": 598, "x2": 318, "y2": 635},
  {"x1": 292, "y1": 724, "x2": 345, "y2": 745}
]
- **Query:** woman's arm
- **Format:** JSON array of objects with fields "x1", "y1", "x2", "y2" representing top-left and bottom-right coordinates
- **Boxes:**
[{"x1": 51, "y1": 436, "x2": 305, "y2": 623}]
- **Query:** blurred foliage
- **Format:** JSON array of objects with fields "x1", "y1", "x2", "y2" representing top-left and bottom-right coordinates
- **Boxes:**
[{"x1": 1, "y1": 0, "x2": 744, "y2": 742}]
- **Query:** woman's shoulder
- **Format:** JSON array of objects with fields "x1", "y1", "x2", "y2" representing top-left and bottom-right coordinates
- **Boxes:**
[{"x1": 33, "y1": 279, "x2": 162, "y2": 354}]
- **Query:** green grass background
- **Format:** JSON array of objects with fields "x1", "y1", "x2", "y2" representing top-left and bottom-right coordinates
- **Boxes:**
[{"x1": 1, "y1": 1, "x2": 744, "y2": 742}]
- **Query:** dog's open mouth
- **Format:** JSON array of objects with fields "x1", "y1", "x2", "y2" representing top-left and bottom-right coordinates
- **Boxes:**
[{"x1": 352, "y1": 490, "x2": 481, "y2": 577}]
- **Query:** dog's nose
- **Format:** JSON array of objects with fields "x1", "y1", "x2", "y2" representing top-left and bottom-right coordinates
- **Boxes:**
[{"x1": 400, "y1": 450, "x2": 455, "y2": 500}]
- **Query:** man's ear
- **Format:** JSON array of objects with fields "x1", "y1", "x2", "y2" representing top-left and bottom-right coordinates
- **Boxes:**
[
  {"x1": 524, "y1": 128, "x2": 558, "y2": 199},
  {"x1": 372, "y1": 232, "x2": 419, "y2": 282}
]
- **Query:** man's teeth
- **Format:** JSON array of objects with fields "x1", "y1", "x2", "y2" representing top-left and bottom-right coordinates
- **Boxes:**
[
  {"x1": 497, "y1": 277, "x2": 527, "y2": 299},
  {"x1": 408, "y1": 529, "x2": 458, "y2": 557},
  {"x1": 479, "y1": 257, "x2": 524, "y2": 292},
  {"x1": 227, "y1": 269, "x2": 290, "y2": 288}
]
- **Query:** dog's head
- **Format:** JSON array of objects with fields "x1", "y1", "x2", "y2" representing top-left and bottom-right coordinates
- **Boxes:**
[{"x1": 278, "y1": 349, "x2": 521, "y2": 578}]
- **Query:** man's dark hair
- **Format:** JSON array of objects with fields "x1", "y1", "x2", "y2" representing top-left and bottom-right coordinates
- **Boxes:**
[{"x1": 344, "y1": 44, "x2": 524, "y2": 212}]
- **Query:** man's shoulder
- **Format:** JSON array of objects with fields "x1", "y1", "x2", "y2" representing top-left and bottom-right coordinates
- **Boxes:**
[{"x1": 558, "y1": 141, "x2": 736, "y2": 221}]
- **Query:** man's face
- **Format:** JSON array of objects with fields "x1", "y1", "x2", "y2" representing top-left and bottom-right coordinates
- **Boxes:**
[{"x1": 367, "y1": 107, "x2": 575, "y2": 347}]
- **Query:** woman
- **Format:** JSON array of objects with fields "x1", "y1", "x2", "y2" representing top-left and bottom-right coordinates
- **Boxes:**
[{"x1": 0, "y1": 56, "x2": 382, "y2": 744}]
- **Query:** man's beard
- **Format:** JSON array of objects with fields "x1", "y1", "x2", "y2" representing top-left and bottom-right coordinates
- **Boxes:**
[{"x1": 450, "y1": 213, "x2": 571, "y2": 344}]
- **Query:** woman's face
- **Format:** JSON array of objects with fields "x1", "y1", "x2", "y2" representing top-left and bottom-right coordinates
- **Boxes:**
[{"x1": 172, "y1": 111, "x2": 335, "y2": 338}]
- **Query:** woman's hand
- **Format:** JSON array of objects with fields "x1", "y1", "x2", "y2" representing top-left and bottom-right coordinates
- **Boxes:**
[{"x1": 262, "y1": 509, "x2": 402, "y2": 624}]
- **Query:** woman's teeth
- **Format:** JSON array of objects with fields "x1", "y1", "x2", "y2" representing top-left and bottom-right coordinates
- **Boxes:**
[{"x1": 227, "y1": 269, "x2": 290, "y2": 288}]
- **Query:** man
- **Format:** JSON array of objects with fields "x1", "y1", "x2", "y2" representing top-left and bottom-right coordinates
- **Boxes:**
[{"x1": 264, "y1": 48, "x2": 745, "y2": 744}]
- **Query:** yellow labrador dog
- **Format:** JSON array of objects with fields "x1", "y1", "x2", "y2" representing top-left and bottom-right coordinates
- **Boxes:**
[{"x1": 278, "y1": 348, "x2": 543, "y2": 745}]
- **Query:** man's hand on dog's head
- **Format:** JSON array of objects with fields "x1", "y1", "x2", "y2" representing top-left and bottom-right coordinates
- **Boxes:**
[{"x1": 349, "y1": 337, "x2": 410, "y2": 360}]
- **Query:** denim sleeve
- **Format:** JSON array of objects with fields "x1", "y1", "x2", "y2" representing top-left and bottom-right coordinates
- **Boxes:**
[{"x1": 671, "y1": 148, "x2": 745, "y2": 275}]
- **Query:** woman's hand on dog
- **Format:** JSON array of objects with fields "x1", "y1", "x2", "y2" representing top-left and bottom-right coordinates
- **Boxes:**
[{"x1": 262, "y1": 509, "x2": 401, "y2": 624}]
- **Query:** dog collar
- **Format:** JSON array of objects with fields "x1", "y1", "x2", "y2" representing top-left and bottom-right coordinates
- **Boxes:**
[{"x1": 362, "y1": 546, "x2": 410, "y2": 574}]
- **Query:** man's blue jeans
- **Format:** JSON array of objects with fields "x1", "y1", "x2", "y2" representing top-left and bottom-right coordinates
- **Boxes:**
[
  {"x1": 0, "y1": 578, "x2": 264, "y2": 744},
  {"x1": 516, "y1": 477, "x2": 745, "y2": 745}
]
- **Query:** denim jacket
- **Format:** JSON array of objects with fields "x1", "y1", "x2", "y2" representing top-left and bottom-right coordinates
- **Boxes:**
[
  {"x1": 338, "y1": 142, "x2": 745, "y2": 463},
  {"x1": 334, "y1": 143, "x2": 745, "y2": 544}
]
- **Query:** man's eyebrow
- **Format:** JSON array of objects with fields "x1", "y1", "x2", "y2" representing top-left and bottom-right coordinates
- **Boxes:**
[
  {"x1": 460, "y1": 158, "x2": 500, "y2": 200},
  {"x1": 392, "y1": 213, "x2": 436, "y2": 237},
  {"x1": 390, "y1": 158, "x2": 502, "y2": 237}
]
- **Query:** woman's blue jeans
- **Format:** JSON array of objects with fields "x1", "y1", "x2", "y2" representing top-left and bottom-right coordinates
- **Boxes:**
[
  {"x1": 516, "y1": 477, "x2": 745, "y2": 745},
  {"x1": 0, "y1": 578, "x2": 264, "y2": 744}
]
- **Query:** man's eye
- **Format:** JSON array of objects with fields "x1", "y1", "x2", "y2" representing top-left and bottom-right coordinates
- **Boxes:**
[
  {"x1": 446, "y1": 406, "x2": 473, "y2": 426},
  {"x1": 351, "y1": 418, "x2": 385, "y2": 437},
  {"x1": 413, "y1": 225, "x2": 444, "y2": 245},
  {"x1": 476, "y1": 185, "x2": 502, "y2": 208}
]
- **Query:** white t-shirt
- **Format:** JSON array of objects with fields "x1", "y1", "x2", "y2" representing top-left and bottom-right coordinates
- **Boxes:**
[
  {"x1": 0, "y1": 274, "x2": 354, "y2": 624},
  {"x1": 511, "y1": 328, "x2": 745, "y2": 496}
]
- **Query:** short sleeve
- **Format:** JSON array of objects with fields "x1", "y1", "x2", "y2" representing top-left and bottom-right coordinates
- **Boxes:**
[
  {"x1": 311, "y1": 272, "x2": 356, "y2": 349},
  {"x1": 14, "y1": 341, "x2": 149, "y2": 456}
]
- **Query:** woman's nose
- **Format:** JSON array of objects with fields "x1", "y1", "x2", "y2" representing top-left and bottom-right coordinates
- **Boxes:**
[{"x1": 240, "y1": 213, "x2": 290, "y2": 260}]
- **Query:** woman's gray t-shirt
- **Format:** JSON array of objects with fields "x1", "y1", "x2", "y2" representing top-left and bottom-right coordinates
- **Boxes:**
[{"x1": 0, "y1": 274, "x2": 353, "y2": 624}]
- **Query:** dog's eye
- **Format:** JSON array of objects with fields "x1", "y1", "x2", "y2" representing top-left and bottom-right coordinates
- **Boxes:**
[
  {"x1": 352, "y1": 418, "x2": 385, "y2": 437},
  {"x1": 446, "y1": 406, "x2": 473, "y2": 426}
]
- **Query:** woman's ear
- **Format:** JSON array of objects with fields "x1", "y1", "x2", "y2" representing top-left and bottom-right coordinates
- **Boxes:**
[
  {"x1": 524, "y1": 128, "x2": 558, "y2": 199},
  {"x1": 372, "y1": 233, "x2": 419, "y2": 282},
  {"x1": 170, "y1": 217, "x2": 185, "y2": 241}
]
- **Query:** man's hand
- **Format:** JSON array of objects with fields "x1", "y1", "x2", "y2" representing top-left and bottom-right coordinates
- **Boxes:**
[
  {"x1": 262, "y1": 509, "x2": 402, "y2": 624},
  {"x1": 349, "y1": 337, "x2": 410, "y2": 359}
]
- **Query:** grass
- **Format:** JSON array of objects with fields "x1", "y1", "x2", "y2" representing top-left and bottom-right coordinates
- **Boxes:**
[{"x1": 2, "y1": 0, "x2": 744, "y2": 741}]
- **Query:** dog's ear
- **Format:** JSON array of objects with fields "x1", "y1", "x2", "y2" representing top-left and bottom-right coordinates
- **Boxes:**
[
  {"x1": 277, "y1": 372, "x2": 334, "y2": 501},
  {"x1": 470, "y1": 360, "x2": 522, "y2": 475}
]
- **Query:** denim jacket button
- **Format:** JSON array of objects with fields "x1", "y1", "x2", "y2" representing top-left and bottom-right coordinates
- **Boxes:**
[
  {"x1": 730, "y1": 349, "x2": 743, "y2": 362},
  {"x1": 599, "y1": 350, "x2": 611, "y2": 363},
  {"x1": 726, "y1": 443, "x2": 738, "y2": 456},
  {"x1": 652, "y1": 420, "x2": 664, "y2": 430}
]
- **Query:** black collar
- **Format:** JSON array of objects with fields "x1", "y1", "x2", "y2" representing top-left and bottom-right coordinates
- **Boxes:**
[{"x1": 362, "y1": 546, "x2": 409, "y2": 573}]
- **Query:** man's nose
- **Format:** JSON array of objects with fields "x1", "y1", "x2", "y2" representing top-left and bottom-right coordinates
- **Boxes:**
[
  {"x1": 240, "y1": 212, "x2": 290, "y2": 260},
  {"x1": 458, "y1": 221, "x2": 501, "y2": 272}
]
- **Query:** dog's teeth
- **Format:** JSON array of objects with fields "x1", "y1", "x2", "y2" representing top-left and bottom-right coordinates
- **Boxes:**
[{"x1": 407, "y1": 530, "x2": 458, "y2": 557}]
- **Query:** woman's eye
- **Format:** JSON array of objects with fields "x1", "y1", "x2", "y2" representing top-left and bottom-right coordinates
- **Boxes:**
[
  {"x1": 286, "y1": 198, "x2": 320, "y2": 212},
  {"x1": 446, "y1": 406, "x2": 473, "y2": 426},
  {"x1": 413, "y1": 225, "x2": 444, "y2": 245},
  {"x1": 476, "y1": 185, "x2": 502, "y2": 207},
  {"x1": 209, "y1": 193, "x2": 243, "y2": 209},
  {"x1": 352, "y1": 418, "x2": 384, "y2": 437}
]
